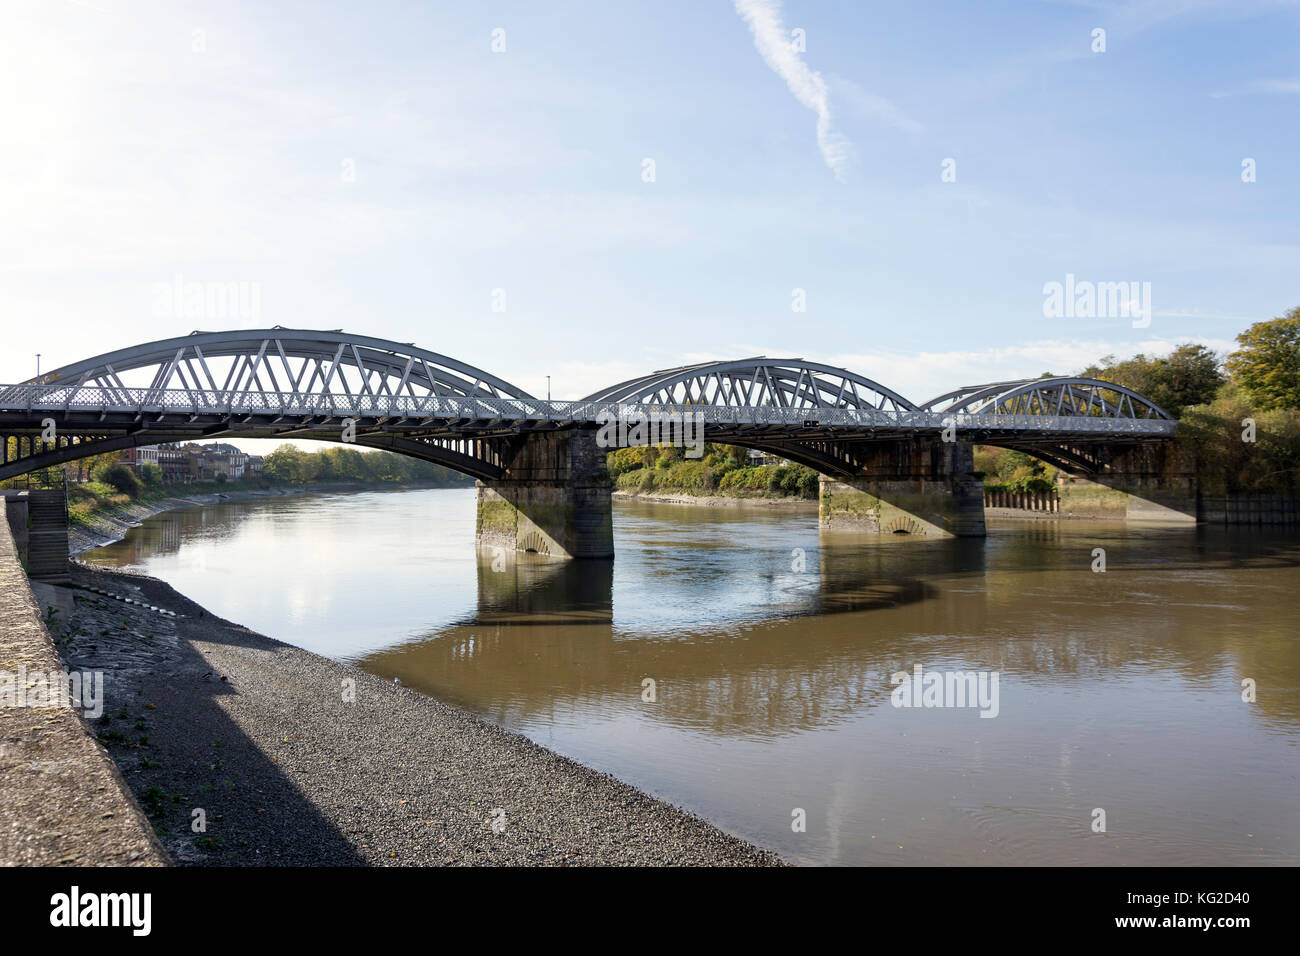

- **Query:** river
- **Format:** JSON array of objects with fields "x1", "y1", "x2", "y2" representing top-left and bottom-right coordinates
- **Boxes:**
[{"x1": 83, "y1": 486, "x2": 1300, "y2": 865}]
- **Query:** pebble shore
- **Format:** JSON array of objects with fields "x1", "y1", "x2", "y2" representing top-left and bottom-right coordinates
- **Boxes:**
[{"x1": 55, "y1": 563, "x2": 784, "y2": 867}]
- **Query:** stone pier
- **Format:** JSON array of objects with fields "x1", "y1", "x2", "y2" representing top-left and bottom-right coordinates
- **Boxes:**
[
  {"x1": 818, "y1": 439, "x2": 986, "y2": 536},
  {"x1": 476, "y1": 428, "x2": 614, "y2": 559}
]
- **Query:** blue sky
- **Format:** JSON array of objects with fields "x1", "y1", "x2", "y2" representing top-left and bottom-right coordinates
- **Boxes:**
[{"x1": 2, "y1": 0, "x2": 1297, "y2": 422}]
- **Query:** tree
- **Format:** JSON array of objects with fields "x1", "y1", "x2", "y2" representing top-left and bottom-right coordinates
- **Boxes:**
[
  {"x1": 263, "y1": 444, "x2": 311, "y2": 483},
  {"x1": 1226, "y1": 308, "x2": 1300, "y2": 411},
  {"x1": 74, "y1": 448, "x2": 122, "y2": 483},
  {"x1": 1081, "y1": 343, "x2": 1224, "y2": 417},
  {"x1": 973, "y1": 446, "x2": 1057, "y2": 484},
  {"x1": 139, "y1": 462, "x2": 163, "y2": 491},
  {"x1": 1180, "y1": 384, "x2": 1300, "y2": 493},
  {"x1": 95, "y1": 463, "x2": 141, "y2": 497}
]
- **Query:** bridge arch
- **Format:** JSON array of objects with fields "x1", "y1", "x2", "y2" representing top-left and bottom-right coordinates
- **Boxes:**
[
  {"x1": 1, "y1": 328, "x2": 546, "y2": 483},
  {"x1": 918, "y1": 377, "x2": 1176, "y2": 478},
  {"x1": 583, "y1": 358, "x2": 917, "y2": 413},
  {"x1": 24, "y1": 327, "x2": 537, "y2": 407},
  {"x1": 918, "y1": 377, "x2": 1173, "y2": 421}
]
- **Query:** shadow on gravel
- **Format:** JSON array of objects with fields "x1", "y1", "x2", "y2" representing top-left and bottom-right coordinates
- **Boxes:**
[{"x1": 60, "y1": 566, "x2": 367, "y2": 866}]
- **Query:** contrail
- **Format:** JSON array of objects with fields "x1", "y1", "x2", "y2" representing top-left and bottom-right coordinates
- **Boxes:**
[{"x1": 732, "y1": 0, "x2": 851, "y2": 181}]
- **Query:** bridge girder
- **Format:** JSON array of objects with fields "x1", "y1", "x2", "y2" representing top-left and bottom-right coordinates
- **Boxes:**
[{"x1": 0, "y1": 423, "x2": 512, "y2": 483}]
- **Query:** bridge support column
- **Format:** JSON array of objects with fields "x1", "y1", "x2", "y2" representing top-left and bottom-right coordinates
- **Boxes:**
[
  {"x1": 819, "y1": 439, "x2": 986, "y2": 537},
  {"x1": 1056, "y1": 443, "x2": 1197, "y2": 522},
  {"x1": 476, "y1": 429, "x2": 613, "y2": 560}
]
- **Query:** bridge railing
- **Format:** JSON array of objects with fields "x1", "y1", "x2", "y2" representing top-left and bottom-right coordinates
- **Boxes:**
[{"x1": 0, "y1": 385, "x2": 1178, "y2": 435}]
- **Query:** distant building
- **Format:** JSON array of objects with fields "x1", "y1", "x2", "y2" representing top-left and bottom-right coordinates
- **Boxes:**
[
  {"x1": 204, "y1": 442, "x2": 248, "y2": 480},
  {"x1": 157, "y1": 443, "x2": 191, "y2": 483},
  {"x1": 117, "y1": 445, "x2": 160, "y2": 470},
  {"x1": 747, "y1": 448, "x2": 785, "y2": 467},
  {"x1": 188, "y1": 446, "x2": 215, "y2": 482},
  {"x1": 119, "y1": 441, "x2": 259, "y2": 484}
]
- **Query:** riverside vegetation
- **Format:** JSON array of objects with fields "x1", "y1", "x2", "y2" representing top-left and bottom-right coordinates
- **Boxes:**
[{"x1": 607, "y1": 442, "x2": 821, "y2": 500}]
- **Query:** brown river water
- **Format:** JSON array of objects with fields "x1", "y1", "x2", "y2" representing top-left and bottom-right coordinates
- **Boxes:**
[{"x1": 84, "y1": 487, "x2": 1300, "y2": 865}]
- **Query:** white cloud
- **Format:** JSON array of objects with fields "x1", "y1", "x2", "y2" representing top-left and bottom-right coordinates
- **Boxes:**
[{"x1": 732, "y1": 0, "x2": 852, "y2": 181}]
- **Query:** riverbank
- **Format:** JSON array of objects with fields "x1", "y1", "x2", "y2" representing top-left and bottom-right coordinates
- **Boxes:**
[
  {"x1": 68, "y1": 482, "x2": 461, "y2": 556},
  {"x1": 983, "y1": 507, "x2": 1108, "y2": 521},
  {"x1": 613, "y1": 489, "x2": 817, "y2": 510},
  {"x1": 47, "y1": 560, "x2": 783, "y2": 866}
]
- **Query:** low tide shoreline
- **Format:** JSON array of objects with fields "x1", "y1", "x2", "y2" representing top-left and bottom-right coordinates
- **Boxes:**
[
  {"x1": 48, "y1": 554, "x2": 782, "y2": 866},
  {"x1": 612, "y1": 489, "x2": 817, "y2": 510}
]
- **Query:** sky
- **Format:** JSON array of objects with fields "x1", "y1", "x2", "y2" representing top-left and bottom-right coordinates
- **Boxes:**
[{"x1": 2, "y1": 0, "x2": 1297, "y2": 456}]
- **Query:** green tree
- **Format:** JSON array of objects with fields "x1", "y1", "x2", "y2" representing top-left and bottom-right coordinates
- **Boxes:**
[
  {"x1": 1180, "y1": 384, "x2": 1300, "y2": 492},
  {"x1": 94, "y1": 462, "x2": 141, "y2": 497},
  {"x1": 1082, "y1": 343, "x2": 1224, "y2": 417},
  {"x1": 264, "y1": 444, "x2": 310, "y2": 483},
  {"x1": 1225, "y1": 308, "x2": 1300, "y2": 411},
  {"x1": 139, "y1": 462, "x2": 163, "y2": 491}
]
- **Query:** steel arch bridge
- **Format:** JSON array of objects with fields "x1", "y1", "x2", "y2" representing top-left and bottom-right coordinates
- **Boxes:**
[{"x1": 0, "y1": 328, "x2": 1177, "y2": 482}]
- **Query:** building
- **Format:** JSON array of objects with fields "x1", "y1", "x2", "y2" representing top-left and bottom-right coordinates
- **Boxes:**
[
  {"x1": 188, "y1": 445, "x2": 215, "y2": 482},
  {"x1": 117, "y1": 445, "x2": 160, "y2": 470},
  {"x1": 157, "y1": 443, "x2": 192, "y2": 483},
  {"x1": 747, "y1": 448, "x2": 786, "y2": 467},
  {"x1": 204, "y1": 443, "x2": 248, "y2": 480},
  {"x1": 118, "y1": 441, "x2": 258, "y2": 484}
]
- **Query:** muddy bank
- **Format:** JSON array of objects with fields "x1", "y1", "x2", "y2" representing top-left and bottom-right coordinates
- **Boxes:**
[
  {"x1": 613, "y1": 490, "x2": 817, "y2": 511},
  {"x1": 983, "y1": 507, "x2": 1120, "y2": 521},
  {"x1": 45, "y1": 563, "x2": 783, "y2": 867}
]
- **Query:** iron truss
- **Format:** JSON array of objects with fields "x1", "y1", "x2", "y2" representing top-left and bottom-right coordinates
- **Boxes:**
[
  {"x1": 0, "y1": 330, "x2": 1178, "y2": 481},
  {"x1": 919, "y1": 377, "x2": 1172, "y2": 420},
  {"x1": 582, "y1": 357, "x2": 917, "y2": 412}
]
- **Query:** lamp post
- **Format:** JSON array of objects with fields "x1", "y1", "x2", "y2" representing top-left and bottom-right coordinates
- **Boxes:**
[{"x1": 546, "y1": 375, "x2": 551, "y2": 403}]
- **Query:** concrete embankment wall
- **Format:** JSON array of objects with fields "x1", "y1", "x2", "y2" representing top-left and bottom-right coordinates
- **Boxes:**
[
  {"x1": 0, "y1": 497, "x2": 165, "y2": 865},
  {"x1": 1, "y1": 492, "x2": 27, "y2": 559},
  {"x1": 1199, "y1": 493, "x2": 1300, "y2": 526},
  {"x1": 988, "y1": 483, "x2": 1300, "y2": 526}
]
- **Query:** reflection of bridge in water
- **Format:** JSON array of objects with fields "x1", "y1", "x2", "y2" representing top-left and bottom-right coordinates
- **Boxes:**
[
  {"x1": 356, "y1": 527, "x2": 1300, "y2": 738},
  {"x1": 2, "y1": 328, "x2": 1190, "y2": 558}
]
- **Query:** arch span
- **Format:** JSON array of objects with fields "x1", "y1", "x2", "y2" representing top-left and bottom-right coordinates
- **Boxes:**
[
  {"x1": 24, "y1": 327, "x2": 537, "y2": 409},
  {"x1": 0, "y1": 328, "x2": 545, "y2": 482},
  {"x1": 919, "y1": 376, "x2": 1173, "y2": 421},
  {"x1": 583, "y1": 357, "x2": 917, "y2": 413}
]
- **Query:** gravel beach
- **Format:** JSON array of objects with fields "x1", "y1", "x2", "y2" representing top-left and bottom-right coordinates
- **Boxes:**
[{"x1": 52, "y1": 563, "x2": 783, "y2": 866}]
